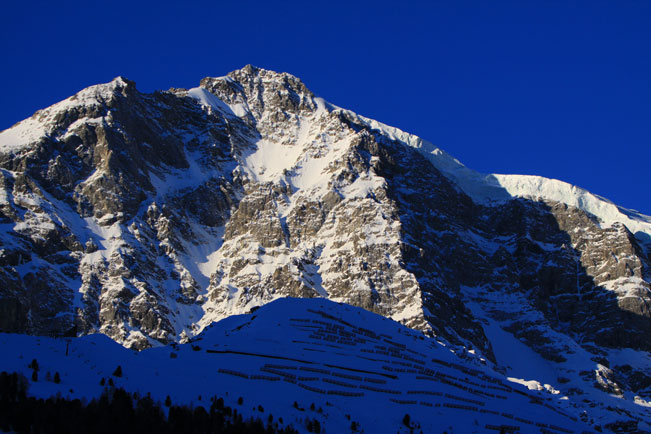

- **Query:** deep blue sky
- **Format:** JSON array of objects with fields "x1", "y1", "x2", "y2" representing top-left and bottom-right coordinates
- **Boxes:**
[{"x1": 2, "y1": 1, "x2": 649, "y2": 214}]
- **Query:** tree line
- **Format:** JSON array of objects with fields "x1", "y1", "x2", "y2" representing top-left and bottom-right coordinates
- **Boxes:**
[{"x1": 0, "y1": 371, "x2": 300, "y2": 434}]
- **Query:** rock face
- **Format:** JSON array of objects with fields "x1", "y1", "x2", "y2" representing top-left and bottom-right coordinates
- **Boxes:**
[{"x1": 1, "y1": 65, "x2": 651, "y2": 431}]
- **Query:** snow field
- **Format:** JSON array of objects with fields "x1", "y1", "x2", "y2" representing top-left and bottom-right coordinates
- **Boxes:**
[{"x1": 0, "y1": 298, "x2": 593, "y2": 434}]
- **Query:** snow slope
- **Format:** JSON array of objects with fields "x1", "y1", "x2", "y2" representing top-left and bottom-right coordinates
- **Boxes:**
[
  {"x1": 462, "y1": 285, "x2": 651, "y2": 430},
  {"x1": 0, "y1": 297, "x2": 600, "y2": 434}
]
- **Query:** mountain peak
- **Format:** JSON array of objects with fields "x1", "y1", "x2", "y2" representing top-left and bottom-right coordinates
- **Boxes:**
[
  {"x1": 109, "y1": 75, "x2": 136, "y2": 90},
  {"x1": 228, "y1": 64, "x2": 306, "y2": 86},
  {"x1": 0, "y1": 76, "x2": 138, "y2": 155},
  {"x1": 197, "y1": 65, "x2": 317, "y2": 125},
  {"x1": 198, "y1": 65, "x2": 309, "y2": 91}
]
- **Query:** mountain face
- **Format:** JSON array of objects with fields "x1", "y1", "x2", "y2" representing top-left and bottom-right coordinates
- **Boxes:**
[{"x1": 1, "y1": 66, "x2": 650, "y2": 430}]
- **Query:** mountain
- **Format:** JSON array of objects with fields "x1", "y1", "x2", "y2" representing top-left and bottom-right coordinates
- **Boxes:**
[
  {"x1": 0, "y1": 297, "x2": 613, "y2": 433},
  {"x1": 0, "y1": 65, "x2": 650, "y2": 432}
]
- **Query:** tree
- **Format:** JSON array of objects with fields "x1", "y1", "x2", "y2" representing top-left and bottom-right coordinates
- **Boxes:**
[
  {"x1": 53, "y1": 372, "x2": 61, "y2": 384},
  {"x1": 165, "y1": 395, "x2": 171, "y2": 407},
  {"x1": 28, "y1": 359, "x2": 39, "y2": 371},
  {"x1": 112, "y1": 365, "x2": 123, "y2": 377},
  {"x1": 403, "y1": 413, "x2": 411, "y2": 428},
  {"x1": 31, "y1": 370, "x2": 38, "y2": 382}
]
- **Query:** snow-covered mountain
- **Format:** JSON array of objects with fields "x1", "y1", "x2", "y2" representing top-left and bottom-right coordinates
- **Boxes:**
[{"x1": 0, "y1": 65, "x2": 650, "y2": 432}]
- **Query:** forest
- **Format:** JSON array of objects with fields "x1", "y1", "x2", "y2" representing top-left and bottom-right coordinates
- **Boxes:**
[{"x1": 0, "y1": 371, "x2": 305, "y2": 434}]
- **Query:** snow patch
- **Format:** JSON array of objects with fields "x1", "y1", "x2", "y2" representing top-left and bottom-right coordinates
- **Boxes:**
[
  {"x1": 187, "y1": 87, "x2": 237, "y2": 117},
  {"x1": 242, "y1": 139, "x2": 304, "y2": 184},
  {"x1": 0, "y1": 117, "x2": 47, "y2": 153}
]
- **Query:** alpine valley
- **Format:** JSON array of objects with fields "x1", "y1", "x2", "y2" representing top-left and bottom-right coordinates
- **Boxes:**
[{"x1": 0, "y1": 66, "x2": 650, "y2": 433}]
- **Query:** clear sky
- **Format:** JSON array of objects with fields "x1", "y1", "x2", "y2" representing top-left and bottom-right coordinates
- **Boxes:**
[{"x1": 2, "y1": 1, "x2": 649, "y2": 214}]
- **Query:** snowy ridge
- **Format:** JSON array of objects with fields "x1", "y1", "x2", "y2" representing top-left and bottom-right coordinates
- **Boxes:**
[
  {"x1": 0, "y1": 77, "x2": 129, "y2": 154},
  {"x1": 492, "y1": 174, "x2": 651, "y2": 235},
  {"x1": 2, "y1": 70, "x2": 648, "y2": 240},
  {"x1": 342, "y1": 109, "x2": 651, "y2": 239}
]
